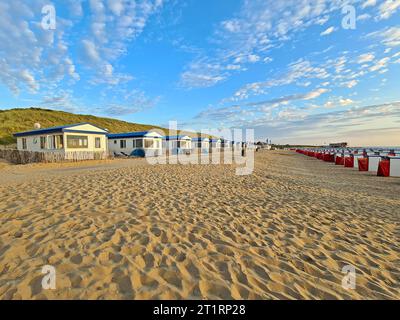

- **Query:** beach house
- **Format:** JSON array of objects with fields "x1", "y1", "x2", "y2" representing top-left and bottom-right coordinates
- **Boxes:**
[
  {"x1": 192, "y1": 137, "x2": 210, "y2": 154},
  {"x1": 209, "y1": 138, "x2": 222, "y2": 151},
  {"x1": 13, "y1": 123, "x2": 109, "y2": 159},
  {"x1": 108, "y1": 131, "x2": 163, "y2": 157},
  {"x1": 220, "y1": 138, "x2": 232, "y2": 150},
  {"x1": 163, "y1": 135, "x2": 192, "y2": 155}
]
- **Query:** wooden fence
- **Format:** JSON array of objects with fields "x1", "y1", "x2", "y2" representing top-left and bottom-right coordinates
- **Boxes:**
[{"x1": 0, "y1": 149, "x2": 110, "y2": 164}]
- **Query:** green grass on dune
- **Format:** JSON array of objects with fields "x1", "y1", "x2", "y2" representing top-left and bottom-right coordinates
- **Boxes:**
[{"x1": 0, "y1": 108, "x2": 167, "y2": 145}]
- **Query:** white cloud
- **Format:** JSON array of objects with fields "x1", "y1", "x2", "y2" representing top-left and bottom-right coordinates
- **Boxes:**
[
  {"x1": 315, "y1": 15, "x2": 330, "y2": 25},
  {"x1": 221, "y1": 19, "x2": 241, "y2": 33},
  {"x1": 357, "y1": 53, "x2": 375, "y2": 64},
  {"x1": 20, "y1": 70, "x2": 39, "y2": 93},
  {"x1": 89, "y1": 63, "x2": 133, "y2": 85},
  {"x1": 324, "y1": 101, "x2": 334, "y2": 108},
  {"x1": 81, "y1": 0, "x2": 164, "y2": 85},
  {"x1": 81, "y1": 39, "x2": 101, "y2": 62},
  {"x1": 180, "y1": 70, "x2": 226, "y2": 89},
  {"x1": 357, "y1": 13, "x2": 371, "y2": 20},
  {"x1": 343, "y1": 80, "x2": 358, "y2": 88},
  {"x1": 107, "y1": 0, "x2": 124, "y2": 16},
  {"x1": 178, "y1": 57, "x2": 243, "y2": 88},
  {"x1": 194, "y1": 98, "x2": 400, "y2": 147},
  {"x1": 197, "y1": 87, "x2": 330, "y2": 123},
  {"x1": 303, "y1": 88, "x2": 328, "y2": 100},
  {"x1": 320, "y1": 26, "x2": 335, "y2": 36},
  {"x1": 231, "y1": 58, "x2": 329, "y2": 100},
  {"x1": 323, "y1": 97, "x2": 354, "y2": 108},
  {"x1": 361, "y1": 0, "x2": 377, "y2": 9},
  {"x1": 0, "y1": 0, "x2": 163, "y2": 116},
  {"x1": 248, "y1": 54, "x2": 260, "y2": 63},
  {"x1": 66, "y1": 0, "x2": 84, "y2": 17},
  {"x1": 368, "y1": 27, "x2": 400, "y2": 47},
  {"x1": 277, "y1": 107, "x2": 308, "y2": 121},
  {"x1": 369, "y1": 57, "x2": 390, "y2": 72},
  {"x1": 100, "y1": 89, "x2": 160, "y2": 115},
  {"x1": 234, "y1": 54, "x2": 260, "y2": 64},
  {"x1": 339, "y1": 98, "x2": 354, "y2": 106},
  {"x1": 378, "y1": 0, "x2": 400, "y2": 20},
  {"x1": 0, "y1": 0, "x2": 163, "y2": 94},
  {"x1": 0, "y1": 0, "x2": 79, "y2": 95},
  {"x1": 226, "y1": 64, "x2": 242, "y2": 70},
  {"x1": 180, "y1": 0, "x2": 357, "y2": 88},
  {"x1": 40, "y1": 89, "x2": 80, "y2": 112},
  {"x1": 224, "y1": 101, "x2": 400, "y2": 146}
]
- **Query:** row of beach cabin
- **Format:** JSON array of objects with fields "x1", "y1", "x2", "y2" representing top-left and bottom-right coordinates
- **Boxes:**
[
  {"x1": 12, "y1": 123, "x2": 243, "y2": 158},
  {"x1": 295, "y1": 148, "x2": 400, "y2": 178}
]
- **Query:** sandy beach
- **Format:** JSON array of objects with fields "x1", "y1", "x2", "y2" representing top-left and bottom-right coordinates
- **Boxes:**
[{"x1": 0, "y1": 151, "x2": 399, "y2": 299}]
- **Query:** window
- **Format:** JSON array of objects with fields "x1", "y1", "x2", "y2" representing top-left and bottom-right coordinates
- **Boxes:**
[
  {"x1": 55, "y1": 135, "x2": 63, "y2": 149},
  {"x1": 144, "y1": 139, "x2": 154, "y2": 149},
  {"x1": 135, "y1": 139, "x2": 143, "y2": 148},
  {"x1": 67, "y1": 135, "x2": 88, "y2": 148},
  {"x1": 40, "y1": 136, "x2": 46, "y2": 149},
  {"x1": 48, "y1": 136, "x2": 56, "y2": 149},
  {"x1": 22, "y1": 138, "x2": 27, "y2": 150},
  {"x1": 114, "y1": 140, "x2": 117, "y2": 144},
  {"x1": 120, "y1": 140, "x2": 126, "y2": 148},
  {"x1": 180, "y1": 140, "x2": 189, "y2": 149},
  {"x1": 95, "y1": 137, "x2": 101, "y2": 148}
]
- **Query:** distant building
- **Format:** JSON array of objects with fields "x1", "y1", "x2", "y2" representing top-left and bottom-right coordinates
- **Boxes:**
[
  {"x1": 192, "y1": 137, "x2": 210, "y2": 154},
  {"x1": 329, "y1": 142, "x2": 348, "y2": 148},
  {"x1": 255, "y1": 141, "x2": 272, "y2": 150},
  {"x1": 209, "y1": 138, "x2": 222, "y2": 151},
  {"x1": 163, "y1": 135, "x2": 192, "y2": 155}
]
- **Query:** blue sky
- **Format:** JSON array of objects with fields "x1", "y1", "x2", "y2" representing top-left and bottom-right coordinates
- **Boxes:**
[{"x1": 1, "y1": 0, "x2": 400, "y2": 146}]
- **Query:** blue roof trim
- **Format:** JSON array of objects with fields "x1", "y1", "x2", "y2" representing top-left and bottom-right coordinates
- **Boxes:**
[
  {"x1": 163, "y1": 135, "x2": 191, "y2": 140},
  {"x1": 107, "y1": 131, "x2": 162, "y2": 139},
  {"x1": 13, "y1": 122, "x2": 108, "y2": 137},
  {"x1": 14, "y1": 127, "x2": 63, "y2": 137},
  {"x1": 192, "y1": 137, "x2": 210, "y2": 142}
]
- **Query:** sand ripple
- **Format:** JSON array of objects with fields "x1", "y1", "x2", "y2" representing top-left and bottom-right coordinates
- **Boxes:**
[{"x1": 0, "y1": 152, "x2": 399, "y2": 299}]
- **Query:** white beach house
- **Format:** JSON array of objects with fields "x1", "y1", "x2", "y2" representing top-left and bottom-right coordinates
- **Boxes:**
[
  {"x1": 192, "y1": 137, "x2": 210, "y2": 154},
  {"x1": 108, "y1": 131, "x2": 163, "y2": 157},
  {"x1": 14, "y1": 123, "x2": 109, "y2": 156},
  {"x1": 209, "y1": 138, "x2": 222, "y2": 151},
  {"x1": 220, "y1": 138, "x2": 232, "y2": 150},
  {"x1": 163, "y1": 135, "x2": 192, "y2": 155}
]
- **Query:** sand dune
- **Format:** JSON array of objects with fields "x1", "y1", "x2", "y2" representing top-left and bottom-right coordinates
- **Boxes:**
[{"x1": 0, "y1": 151, "x2": 399, "y2": 299}]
